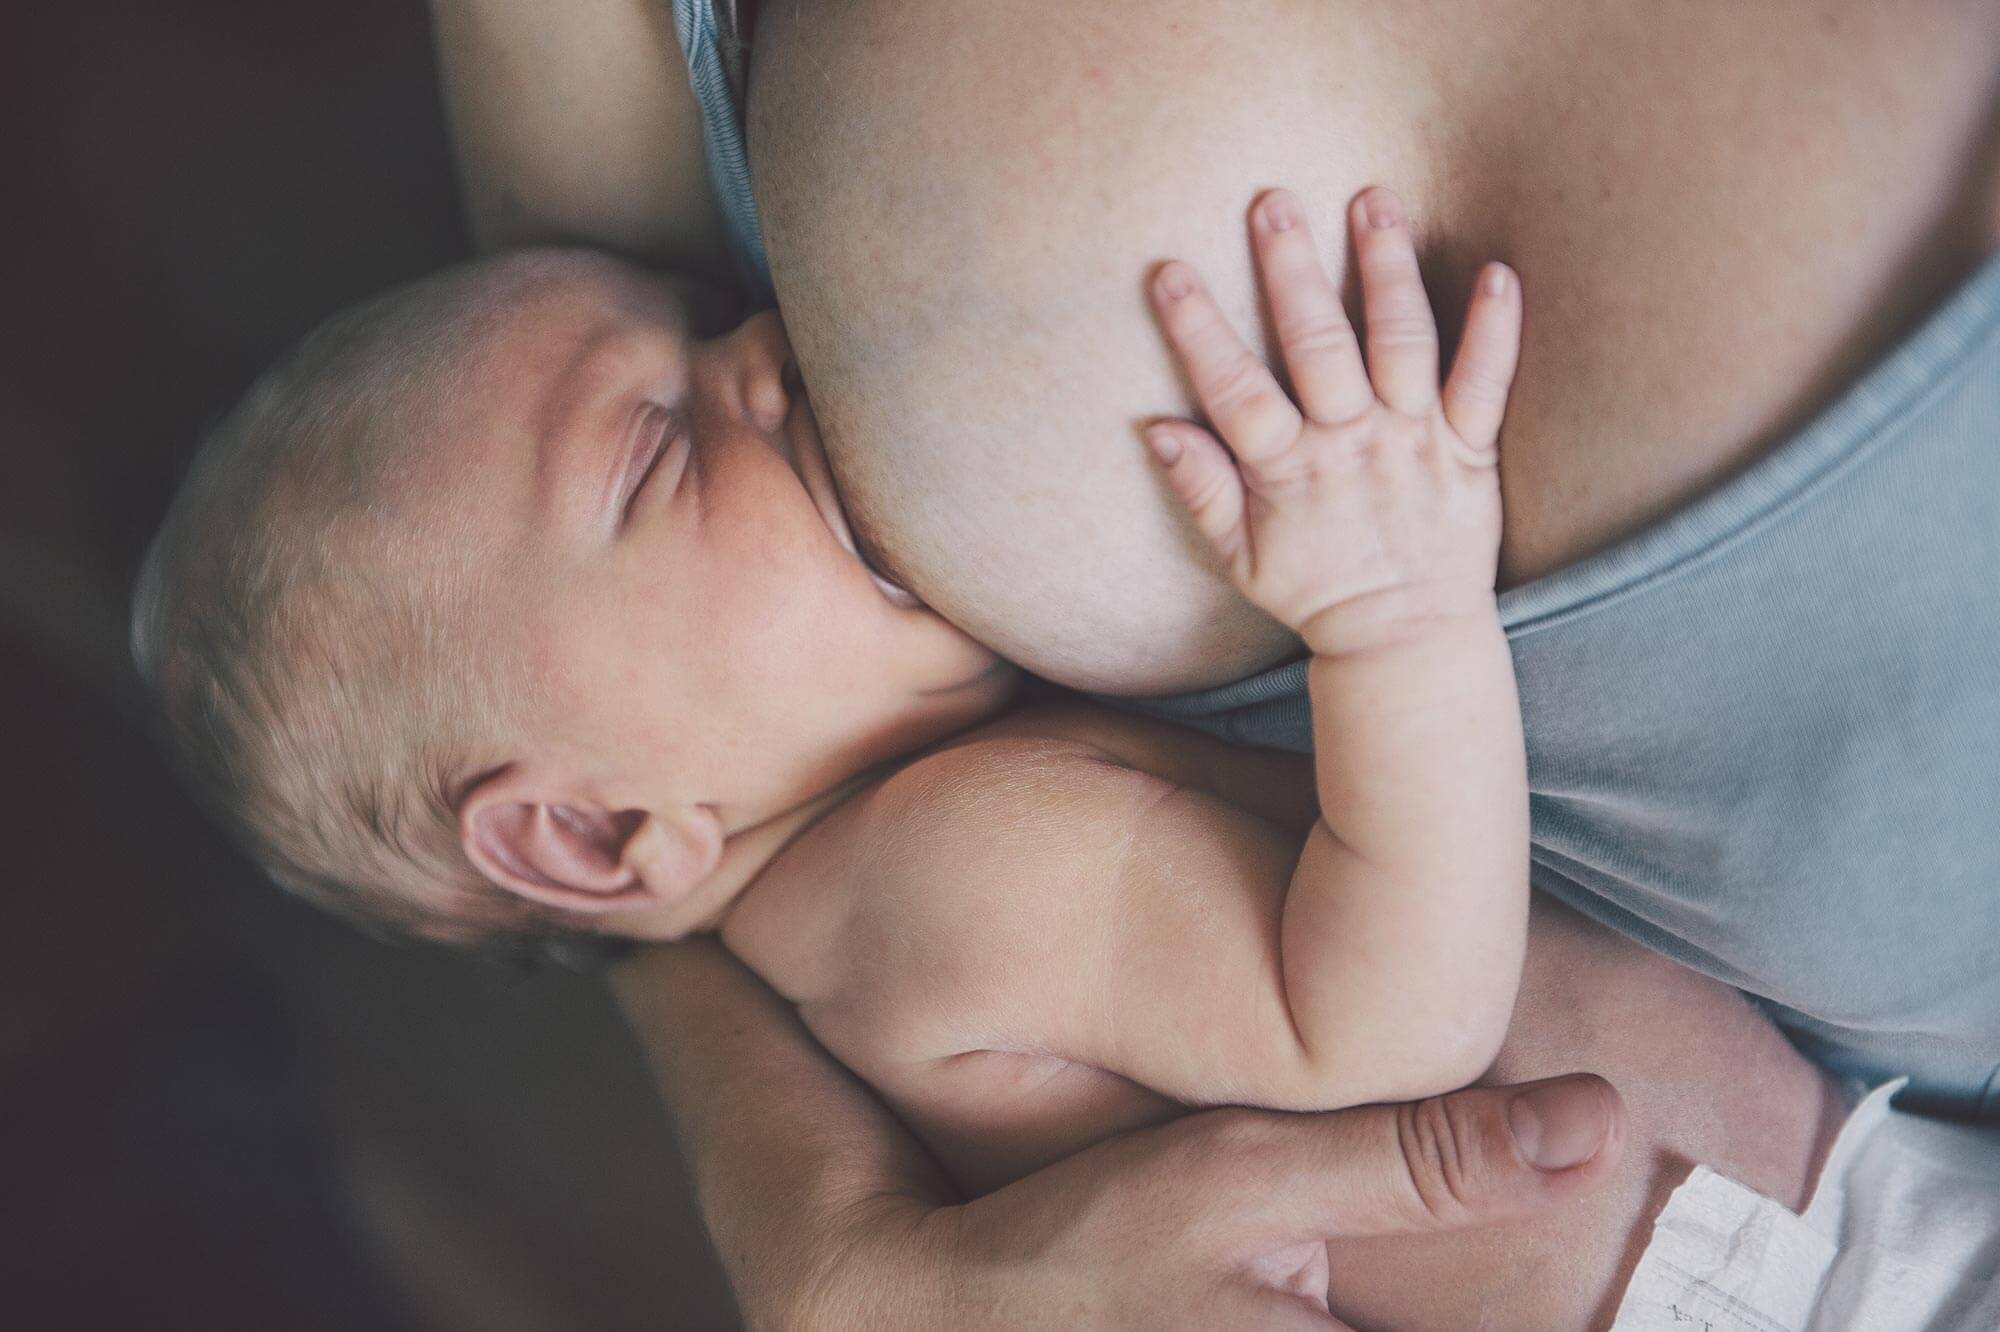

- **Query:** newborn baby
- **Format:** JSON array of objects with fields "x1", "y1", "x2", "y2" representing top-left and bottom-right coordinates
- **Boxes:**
[{"x1": 137, "y1": 190, "x2": 1535, "y2": 1196}]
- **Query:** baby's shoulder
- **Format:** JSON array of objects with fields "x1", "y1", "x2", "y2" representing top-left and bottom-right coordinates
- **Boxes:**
[
  {"x1": 861, "y1": 702, "x2": 1315, "y2": 861},
  {"x1": 812, "y1": 717, "x2": 1187, "y2": 1047},
  {"x1": 863, "y1": 713, "x2": 1177, "y2": 875}
]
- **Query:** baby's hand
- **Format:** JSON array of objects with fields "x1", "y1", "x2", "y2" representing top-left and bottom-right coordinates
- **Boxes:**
[{"x1": 1146, "y1": 187, "x2": 1520, "y2": 656}]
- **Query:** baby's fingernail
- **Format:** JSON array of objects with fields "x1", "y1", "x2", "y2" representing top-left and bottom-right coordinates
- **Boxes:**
[
  {"x1": 1260, "y1": 193, "x2": 1300, "y2": 233},
  {"x1": 1364, "y1": 189, "x2": 1402, "y2": 230},
  {"x1": 1484, "y1": 263, "x2": 1513, "y2": 297},
  {"x1": 1158, "y1": 264, "x2": 1194, "y2": 301},
  {"x1": 1508, "y1": 1077, "x2": 1612, "y2": 1172},
  {"x1": 1145, "y1": 427, "x2": 1185, "y2": 465}
]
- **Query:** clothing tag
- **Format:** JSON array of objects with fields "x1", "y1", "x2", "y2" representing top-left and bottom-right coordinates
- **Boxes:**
[{"x1": 1610, "y1": 1166, "x2": 1836, "y2": 1332}]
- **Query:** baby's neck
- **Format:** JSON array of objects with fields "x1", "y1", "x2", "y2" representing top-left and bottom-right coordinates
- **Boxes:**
[
  {"x1": 652, "y1": 769, "x2": 881, "y2": 943},
  {"x1": 706, "y1": 702, "x2": 1032, "y2": 947},
  {"x1": 707, "y1": 776, "x2": 885, "y2": 1004},
  {"x1": 711, "y1": 716, "x2": 1013, "y2": 1004}
]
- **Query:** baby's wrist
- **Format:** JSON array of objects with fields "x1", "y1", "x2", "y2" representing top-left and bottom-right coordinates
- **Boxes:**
[{"x1": 1297, "y1": 582, "x2": 1502, "y2": 659}]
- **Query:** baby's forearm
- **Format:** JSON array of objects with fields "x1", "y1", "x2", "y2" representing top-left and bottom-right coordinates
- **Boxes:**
[{"x1": 1282, "y1": 607, "x2": 1529, "y2": 1100}]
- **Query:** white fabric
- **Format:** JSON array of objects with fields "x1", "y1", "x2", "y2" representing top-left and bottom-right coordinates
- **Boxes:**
[{"x1": 1611, "y1": 1080, "x2": 2000, "y2": 1331}]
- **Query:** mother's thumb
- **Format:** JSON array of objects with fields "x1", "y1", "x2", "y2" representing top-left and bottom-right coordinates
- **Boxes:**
[
  {"x1": 1210, "y1": 1073, "x2": 1625, "y2": 1243},
  {"x1": 1375, "y1": 1074, "x2": 1623, "y2": 1231},
  {"x1": 1503, "y1": 1074, "x2": 1621, "y2": 1172}
]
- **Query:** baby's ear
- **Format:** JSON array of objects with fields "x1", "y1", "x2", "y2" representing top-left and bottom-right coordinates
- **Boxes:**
[{"x1": 458, "y1": 768, "x2": 722, "y2": 917}]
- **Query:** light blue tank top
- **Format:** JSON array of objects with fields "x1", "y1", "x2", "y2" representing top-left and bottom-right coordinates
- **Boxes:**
[
  {"x1": 671, "y1": 0, "x2": 775, "y2": 308},
  {"x1": 674, "y1": 5, "x2": 2000, "y2": 1117}
]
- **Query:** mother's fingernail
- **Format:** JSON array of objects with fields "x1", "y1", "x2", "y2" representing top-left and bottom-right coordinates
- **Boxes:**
[{"x1": 1508, "y1": 1077, "x2": 1611, "y2": 1171}]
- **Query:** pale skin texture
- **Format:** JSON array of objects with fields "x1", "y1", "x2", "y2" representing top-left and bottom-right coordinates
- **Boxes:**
[
  {"x1": 710, "y1": 207, "x2": 1540, "y2": 1197},
  {"x1": 423, "y1": 0, "x2": 1993, "y2": 1324},
  {"x1": 620, "y1": 929, "x2": 1667, "y2": 1331},
  {"x1": 446, "y1": 205, "x2": 1537, "y2": 1166},
  {"x1": 405, "y1": 240, "x2": 1636, "y2": 1327},
  {"x1": 414, "y1": 170, "x2": 1800, "y2": 1332},
  {"x1": 752, "y1": 0, "x2": 2000, "y2": 691},
  {"x1": 662, "y1": 198, "x2": 1825, "y2": 1326},
  {"x1": 372, "y1": 259, "x2": 1019, "y2": 937}
]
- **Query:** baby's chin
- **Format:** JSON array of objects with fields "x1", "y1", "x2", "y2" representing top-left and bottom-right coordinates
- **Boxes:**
[
  {"x1": 921, "y1": 654, "x2": 1021, "y2": 708},
  {"x1": 864, "y1": 562, "x2": 924, "y2": 609}
]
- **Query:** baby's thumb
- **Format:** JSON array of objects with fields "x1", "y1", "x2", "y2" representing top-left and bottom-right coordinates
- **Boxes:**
[{"x1": 1145, "y1": 421, "x2": 1247, "y2": 566}]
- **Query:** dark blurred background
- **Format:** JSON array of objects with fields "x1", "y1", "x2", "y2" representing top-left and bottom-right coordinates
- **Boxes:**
[{"x1": 7, "y1": 3, "x2": 738, "y2": 1326}]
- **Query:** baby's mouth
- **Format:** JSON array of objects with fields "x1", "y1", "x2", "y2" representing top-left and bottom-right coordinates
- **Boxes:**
[
  {"x1": 854, "y1": 534, "x2": 924, "y2": 610},
  {"x1": 779, "y1": 399, "x2": 924, "y2": 610}
]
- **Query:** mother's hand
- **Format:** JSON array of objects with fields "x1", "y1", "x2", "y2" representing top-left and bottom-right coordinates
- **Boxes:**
[{"x1": 614, "y1": 940, "x2": 1623, "y2": 1330}]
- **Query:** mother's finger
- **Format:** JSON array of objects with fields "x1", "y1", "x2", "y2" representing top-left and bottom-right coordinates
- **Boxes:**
[
  {"x1": 1251, "y1": 189, "x2": 1375, "y2": 425},
  {"x1": 1185, "y1": 1073, "x2": 1624, "y2": 1248},
  {"x1": 1350, "y1": 187, "x2": 1441, "y2": 416},
  {"x1": 1151, "y1": 260, "x2": 1304, "y2": 471}
]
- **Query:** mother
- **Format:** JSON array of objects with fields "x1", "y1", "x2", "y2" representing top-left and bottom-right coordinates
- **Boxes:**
[
  {"x1": 735, "y1": 0, "x2": 2000, "y2": 1110},
  {"x1": 431, "y1": 0, "x2": 1998, "y2": 1323}
]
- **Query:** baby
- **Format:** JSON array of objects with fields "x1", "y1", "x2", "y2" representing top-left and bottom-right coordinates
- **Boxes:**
[{"x1": 135, "y1": 187, "x2": 1532, "y2": 1195}]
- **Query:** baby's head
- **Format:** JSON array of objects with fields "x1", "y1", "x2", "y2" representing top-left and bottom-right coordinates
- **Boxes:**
[{"x1": 135, "y1": 249, "x2": 1014, "y2": 952}]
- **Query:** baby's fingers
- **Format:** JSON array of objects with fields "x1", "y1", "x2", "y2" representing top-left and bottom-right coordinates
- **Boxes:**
[
  {"x1": 1151, "y1": 261, "x2": 1304, "y2": 472},
  {"x1": 1146, "y1": 421, "x2": 1249, "y2": 571},
  {"x1": 1251, "y1": 190, "x2": 1374, "y2": 425},
  {"x1": 1350, "y1": 188, "x2": 1439, "y2": 415},
  {"x1": 1442, "y1": 263, "x2": 1522, "y2": 457}
]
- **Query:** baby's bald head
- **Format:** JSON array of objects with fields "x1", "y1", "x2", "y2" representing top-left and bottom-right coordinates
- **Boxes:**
[{"x1": 133, "y1": 250, "x2": 635, "y2": 944}]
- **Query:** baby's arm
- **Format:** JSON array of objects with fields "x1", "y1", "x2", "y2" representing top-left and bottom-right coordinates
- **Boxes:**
[
  {"x1": 1143, "y1": 187, "x2": 1530, "y2": 1104},
  {"x1": 810, "y1": 712, "x2": 1519, "y2": 1193}
]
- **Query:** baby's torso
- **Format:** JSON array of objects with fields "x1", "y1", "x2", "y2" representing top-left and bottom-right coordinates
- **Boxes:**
[
  {"x1": 716, "y1": 706, "x2": 1844, "y2": 1329},
  {"x1": 720, "y1": 707, "x2": 1311, "y2": 1084},
  {"x1": 747, "y1": 0, "x2": 1998, "y2": 691}
]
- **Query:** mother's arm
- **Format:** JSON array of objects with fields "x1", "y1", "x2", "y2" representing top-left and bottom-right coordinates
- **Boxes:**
[
  {"x1": 427, "y1": 0, "x2": 732, "y2": 276},
  {"x1": 613, "y1": 939, "x2": 1625, "y2": 1329}
]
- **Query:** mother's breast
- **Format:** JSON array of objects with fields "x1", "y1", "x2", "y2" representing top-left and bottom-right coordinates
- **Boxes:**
[
  {"x1": 751, "y1": 3, "x2": 1429, "y2": 690},
  {"x1": 748, "y1": 0, "x2": 1998, "y2": 692}
]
